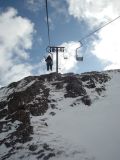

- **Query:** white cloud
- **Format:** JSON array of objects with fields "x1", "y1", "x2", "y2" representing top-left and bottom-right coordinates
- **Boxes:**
[
  {"x1": 0, "y1": 8, "x2": 35, "y2": 86},
  {"x1": 49, "y1": 0, "x2": 70, "y2": 22},
  {"x1": 1, "y1": 64, "x2": 33, "y2": 85},
  {"x1": 58, "y1": 41, "x2": 80, "y2": 73},
  {"x1": 67, "y1": 0, "x2": 119, "y2": 26},
  {"x1": 37, "y1": 41, "x2": 80, "y2": 74},
  {"x1": 92, "y1": 19, "x2": 120, "y2": 70},
  {"x1": 26, "y1": 0, "x2": 44, "y2": 12},
  {"x1": 67, "y1": 0, "x2": 120, "y2": 70},
  {"x1": 26, "y1": 0, "x2": 70, "y2": 28}
]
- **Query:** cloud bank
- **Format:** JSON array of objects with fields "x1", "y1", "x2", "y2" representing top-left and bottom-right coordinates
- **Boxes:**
[
  {"x1": 58, "y1": 41, "x2": 80, "y2": 73},
  {"x1": 37, "y1": 41, "x2": 80, "y2": 74},
  {"x1": 0, "y1": 8, "x2": 34, "y2": 86},
  {"x1": 26, "y1": 0, "x2": 44, "y2": 12},
  {"x1": 67, "y1": 0, "x2": 120, "y2": 70},
  {"x1": 92, "y1": 19, "x2": 120, "y2": 70},
  {"x1": 67, "y1": 0, "x2": 119, "y2": 25}
]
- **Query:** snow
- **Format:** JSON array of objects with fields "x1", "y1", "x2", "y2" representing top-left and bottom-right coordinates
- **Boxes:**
[
  {"x1": 0, "y1": 87, "x2": 14, "y2": 101},
  {"x1": 0, "y1": 120, "x2": 21, "y2": 141},
  {"x1": 0, "y1": 79, "x2": 36, "y2": 102},
  {"x1": 0, "y1": 105, "x2": 8, "y2": 112},
  {"x1": 0, "y1": 70, "x2": 120, "y2": 160},
  {"x1": 16, "y1": 79, "x2": 36, "y2": 92},
  {"x1": 14, "y1": 71, "x2": 119, "y2": 160},
  {"x1": 47, "y1": 71, "x2": 120, "y2": 160},
  {"x1": 0, "y1": 144, "x2": 11, "y2": 158}
]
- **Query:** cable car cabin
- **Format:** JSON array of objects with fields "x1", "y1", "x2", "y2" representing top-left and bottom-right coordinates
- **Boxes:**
[
  {"x1": 64, "y1": 56, "x2": 68, "y2": 59},
  {"x1": 76, "y1": 55, "x2": 83, "y2": 61},
  {"x1": 76, "y1": 46, "x2": 83, "y2": 61},
  {"x1": 63, "y1": 50, "x2": 69, "y2": 59}
]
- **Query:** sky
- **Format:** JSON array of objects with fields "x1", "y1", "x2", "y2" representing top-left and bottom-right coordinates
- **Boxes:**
[{"x1": 0, "y1": 0, "x2": 120, "y2": 87}]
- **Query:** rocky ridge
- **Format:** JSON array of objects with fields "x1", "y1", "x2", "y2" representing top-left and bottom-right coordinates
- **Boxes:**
[{"x1": 0, "y1": 70, "x2": 112, "y2": 160}]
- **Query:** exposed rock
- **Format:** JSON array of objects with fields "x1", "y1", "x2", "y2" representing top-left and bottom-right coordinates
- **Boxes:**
[
  {"x1": 29, "y1": 144, "x2": 38, "y2": 151},
  {"x1": 43, "y1": 153, "x2": 55, "y2": 160},
  {"x1": 0, "y1": 101, "x2": 7, "y2": 110},
  {"x1": 81, "y1": 95, "x2": 92, "y2": 106},
  {"x1": 0, "y1": 108, "x2": 8, "y2": 119},
  {"x1": 37, "y1": 153, "x2": 45, "y2": 159},
  {"x1": 50, "y1": 104, "x2": 56, "y2": 109},
  {"x1": 52, "y1": 81, "x2": 64, "y2": 89},
  {"x1": 49, "y1": 112, "x2": 56, "y2": 116},
  {"x1": 64, "y1": 76, "x2": 86, "y2": 98},
  {"x1": 0, "y1": 70, "x2": 112, "y2": 160},
  {"x1": 43, "y1": 143, "x2": 53, "y2": 151},
  {"x1": 95, "y1": 86, "x2": 106, "y2": 95}
]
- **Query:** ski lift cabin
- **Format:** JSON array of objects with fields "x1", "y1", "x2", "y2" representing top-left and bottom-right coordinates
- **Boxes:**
[
  {"x1": 63, "y1": 48, "x2": 69, "y2": 59},
  {"x1": 63, "y1": 54, "x2": 68, "y2": 59},
  {"x1": 76, "y1": 41, "x2": 83, "y2": 61},
  {"x1": 76, "y1": 50, "x2": 83, "y2": 61}
]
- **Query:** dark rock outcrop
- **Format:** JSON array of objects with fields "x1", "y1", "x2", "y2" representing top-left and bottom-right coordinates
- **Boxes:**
[{"x1": 0, "y1": 71, "x2": 111, "y2": 160}]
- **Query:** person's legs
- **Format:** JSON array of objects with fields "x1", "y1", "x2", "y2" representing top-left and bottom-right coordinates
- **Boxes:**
[
  {"x1": 47, "y1": 63, "x2": 49, "y2": 71},
  {"x1": 50, "y1": 64, "x2": 52, "y2": 71}
]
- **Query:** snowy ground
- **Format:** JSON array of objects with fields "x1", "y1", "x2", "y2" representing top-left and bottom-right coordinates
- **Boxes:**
[
  {"x1": 0, "y1": 71, "x2": 120, "y2": 160},
  {"x1": 24, "y1": 71, "x2": 120, "y2": 160},
  {"x1": 47, "y1": 71, "x2": 120, "y2": 160}
]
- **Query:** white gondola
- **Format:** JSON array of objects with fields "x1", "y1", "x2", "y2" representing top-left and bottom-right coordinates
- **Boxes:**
[
  {"x1": 76, "y1": 55, "x2": 83, "y2": 61},
  {"x1": 76, "y1": 41, "x2": 83, "y2": 61},
  {"x1": 63, "y1": 49, "x2": 69, "y2": 59}
]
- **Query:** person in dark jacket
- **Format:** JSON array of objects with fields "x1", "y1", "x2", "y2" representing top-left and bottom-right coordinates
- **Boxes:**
[{"x1": 45, "y1": 55, "x2": 53, "y2": 71}]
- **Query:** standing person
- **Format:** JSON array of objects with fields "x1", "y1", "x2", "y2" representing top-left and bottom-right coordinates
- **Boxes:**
[{"x1": 45, "y1": 54, "x2": 53, "y2": 71}]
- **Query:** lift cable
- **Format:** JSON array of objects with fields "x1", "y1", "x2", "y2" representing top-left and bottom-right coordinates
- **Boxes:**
[
  {"x1": 76, "y1": 15, "x2": 120, "y2": 61},
  {"x1": 45, "y1": 0, "x2": 51, "y2": 46},
  {"x1": 79, "y1": 15, "x2": 120, "y2": 42}
]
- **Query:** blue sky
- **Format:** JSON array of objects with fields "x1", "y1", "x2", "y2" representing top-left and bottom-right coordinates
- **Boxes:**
[{"x1": 0, "y1": 0, "x2": 120, "y2": 86}]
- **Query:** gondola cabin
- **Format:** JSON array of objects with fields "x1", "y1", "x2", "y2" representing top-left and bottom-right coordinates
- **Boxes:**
[{"x1": 76, "y1": 46, "x2": 83, "y2": 61}]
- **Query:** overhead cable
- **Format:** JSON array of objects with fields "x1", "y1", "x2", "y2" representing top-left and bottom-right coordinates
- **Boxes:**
[
  {"x1": 80, "y1": 15, "x2": 120, "y2": 42},
  {"x1": 45, "y1": 0, "x2": 51, "y2": 46}
]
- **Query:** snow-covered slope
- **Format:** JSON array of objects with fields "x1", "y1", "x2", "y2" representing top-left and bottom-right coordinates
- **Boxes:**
[{"x1": 0, "y1": 70, "x2": 120, "y2": 160}]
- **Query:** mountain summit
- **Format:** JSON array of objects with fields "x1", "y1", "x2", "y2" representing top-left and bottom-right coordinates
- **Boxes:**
[{"x1": 0, "y1": 70, "x2": 120, "y2": 160}]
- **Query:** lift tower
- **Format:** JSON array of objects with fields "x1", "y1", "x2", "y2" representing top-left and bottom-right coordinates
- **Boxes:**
[{"x1": 46, "y1": 46, "x2": 65, "y2": 73}]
